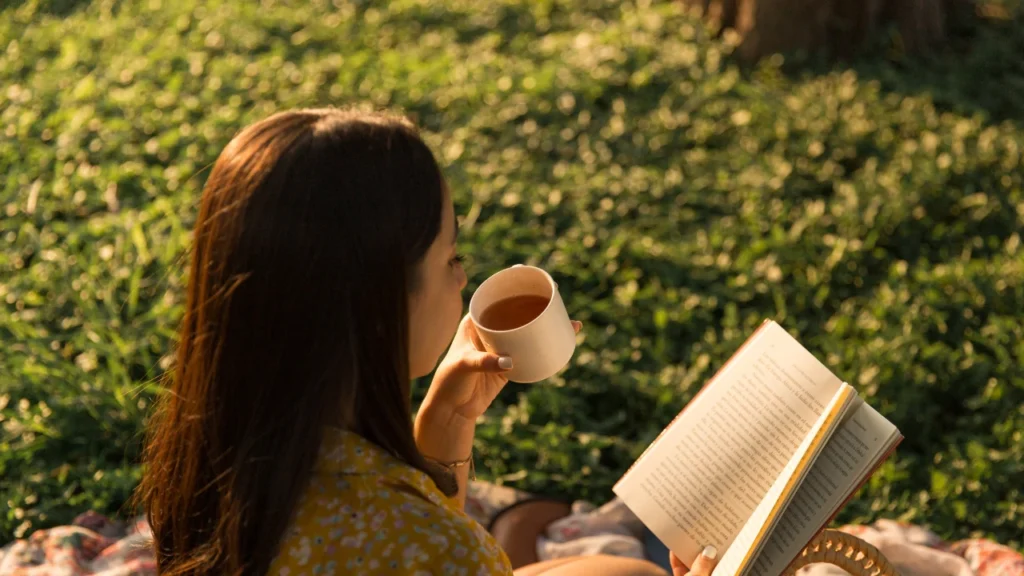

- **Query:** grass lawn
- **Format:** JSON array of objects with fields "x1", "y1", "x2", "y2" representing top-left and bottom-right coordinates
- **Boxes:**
[{"x1": 1, "y1": 0, "x2": 1022, "y2": 549}]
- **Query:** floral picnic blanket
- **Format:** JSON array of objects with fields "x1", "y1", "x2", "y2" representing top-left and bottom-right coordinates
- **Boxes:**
[{"x1": 1, "y1": 482, "x2": 1021, "y2": 575}]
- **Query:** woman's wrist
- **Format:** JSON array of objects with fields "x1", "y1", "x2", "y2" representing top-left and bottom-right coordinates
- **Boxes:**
[{"x1": 413, "y1": 402, "x2": 477, "y2": 463}]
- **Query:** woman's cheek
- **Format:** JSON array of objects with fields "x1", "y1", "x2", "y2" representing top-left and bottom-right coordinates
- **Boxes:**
[{"x1": 453, "y1": 278, "x2": 466, "y2": 315}]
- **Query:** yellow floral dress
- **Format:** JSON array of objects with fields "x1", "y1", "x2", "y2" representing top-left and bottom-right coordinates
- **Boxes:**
[{"x1": 269, "y1": 427, "x2": 513, "y2": 575}]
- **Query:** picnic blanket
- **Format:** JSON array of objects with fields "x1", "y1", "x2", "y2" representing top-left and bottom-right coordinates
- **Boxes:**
[{"x1": 2, "y1": 481, "x2": 1021, "y2": 575}]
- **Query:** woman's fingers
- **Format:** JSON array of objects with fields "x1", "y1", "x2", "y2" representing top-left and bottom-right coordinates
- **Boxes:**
[
  {"x1": 457, "y1": 349, "x2": 512, "y2": 373},
  {"x1": 670, "y1": 552, "x2": 688, "y2": 575},
  {"x1": 687, "y1": 546, "x2": 719, "y2": 575},
  {"x1": 572, "y1": 320, "x2": 583, "y2": 333},
  {"x1": 670, "y1": 547, "x2": 718, "y2": 576},
  {"x1": 458, "y1": 314, "x2": 491, "y2": 352}
]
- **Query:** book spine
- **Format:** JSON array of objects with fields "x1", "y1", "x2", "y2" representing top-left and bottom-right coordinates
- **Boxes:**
[{"x1": 734, "y1": 384, "x2": 857, "y2": 576}]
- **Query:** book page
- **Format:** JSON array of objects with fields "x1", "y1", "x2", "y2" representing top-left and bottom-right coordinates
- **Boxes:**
[
  {"x1": 613, "y1": 321, "x2": 845, "y2": 565},
  {"x1": 747, "y1": 400, "x2": 900, "y2": 575},
  {"x1": 713, "y1": 385, "x2": 854, "y2": 576}
]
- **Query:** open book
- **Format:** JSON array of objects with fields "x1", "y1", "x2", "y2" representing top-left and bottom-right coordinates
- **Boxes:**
[{"x1": 613, "y1": 320, "x2": 902, "y2": 576}]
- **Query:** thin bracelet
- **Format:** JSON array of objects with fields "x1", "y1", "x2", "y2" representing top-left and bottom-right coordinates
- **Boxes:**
[{"x1": 425, "y1": 453, "x2": 476, "y2": 481}]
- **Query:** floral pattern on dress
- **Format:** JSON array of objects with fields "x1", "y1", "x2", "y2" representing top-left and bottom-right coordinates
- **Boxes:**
[{"x1": 268, "y1": 427, "x2": 513, "y2": 575}]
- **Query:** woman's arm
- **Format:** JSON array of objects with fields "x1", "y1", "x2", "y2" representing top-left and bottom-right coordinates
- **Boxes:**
[
  {"x1": 415, "y1": 316, "x2": 578, "y2": 510},
  {"x1": 415, "y1": 316, "x2": 512, "y2": 510},
  {"x1": 414, "y1": 404, "x2": 476, "y2": 510}
]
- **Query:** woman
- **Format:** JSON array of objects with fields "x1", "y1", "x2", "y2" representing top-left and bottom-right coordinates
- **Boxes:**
[{"x1": 137, "y1": 108, "x2": 718, "y2": 576}]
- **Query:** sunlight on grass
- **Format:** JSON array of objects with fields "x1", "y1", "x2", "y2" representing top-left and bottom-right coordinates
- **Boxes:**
[{"x1": 1, "y1": 0, "x2": 1022, "y2": 548}]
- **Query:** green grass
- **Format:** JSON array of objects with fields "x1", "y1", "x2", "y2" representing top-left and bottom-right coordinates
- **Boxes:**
[{"x1": 2, "y1": 0, "x2": 1022, "y2": 550}]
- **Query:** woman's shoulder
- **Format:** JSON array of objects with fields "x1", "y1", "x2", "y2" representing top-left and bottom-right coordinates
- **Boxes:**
[
  {"x1": 272, "y1": 429, "x2": 513, "y2": 574},
  {"x1": 391, "y1": 485, "x2": 512, "y2": 569},
  {"x1": 275, "y1": 477, "x2": 512, "y2": 575}
]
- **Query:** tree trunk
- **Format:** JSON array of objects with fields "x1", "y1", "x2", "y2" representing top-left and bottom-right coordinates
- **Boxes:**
[{"x1": 683, "y1": 0, "x2": 974, "y2": 62}]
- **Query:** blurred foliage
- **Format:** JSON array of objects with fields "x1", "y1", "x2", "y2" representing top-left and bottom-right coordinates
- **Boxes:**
[{"x1": 1, "y1": 0, "x2": 1022, "y2": 550}]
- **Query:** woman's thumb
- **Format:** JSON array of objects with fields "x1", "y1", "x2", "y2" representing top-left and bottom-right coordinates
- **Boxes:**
[
  {"x1": 686, "y1": 546, "x2": 719, "y2": 576},
  {"x1": 458, "y1": 350, "x2": 513, "y2": 373}
]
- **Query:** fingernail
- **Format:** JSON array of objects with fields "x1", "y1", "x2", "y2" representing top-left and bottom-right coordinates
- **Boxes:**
[
  {"x1": 498, "y1": 357, "x2": 513, "y2": 370},
  {"x1": 701, "y1": 546, "x2": 718, "y2": 560}
]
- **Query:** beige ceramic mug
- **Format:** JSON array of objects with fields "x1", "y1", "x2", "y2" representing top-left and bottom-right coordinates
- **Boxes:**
[{"x1": 469, "y1": 265, "x2": 576, "y2": 383}]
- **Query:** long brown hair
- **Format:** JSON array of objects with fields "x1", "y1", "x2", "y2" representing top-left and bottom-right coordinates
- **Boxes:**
[{"x1": 136, "y1": 109, "x2": 450, "y2": 575}]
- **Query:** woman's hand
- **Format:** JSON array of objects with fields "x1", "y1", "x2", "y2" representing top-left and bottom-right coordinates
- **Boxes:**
[
  {"x1": 421, "y1": 314, "x2": 582, "y2": 420},
  {"x1": 415, "y1": 314, "x2": 580, "y2": 509},
  {"x1": 421, "y1": 314, "x2": 512, "y2": 420},
  {"x1": 670, "y1": 547, "x2": 718, "y2": 576}
]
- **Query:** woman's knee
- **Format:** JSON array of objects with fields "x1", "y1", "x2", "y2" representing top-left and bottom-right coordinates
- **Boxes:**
[
  {"x1": 514, "y1": 555, "x2": 668, "y2": 576},
  {"x1": 490, "y1": 500, "x2": 572, "y2": 568}
]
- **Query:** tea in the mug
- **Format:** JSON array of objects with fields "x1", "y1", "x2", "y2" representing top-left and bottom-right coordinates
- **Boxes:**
[{"x1": 478, "y1": 294, "x2": 550, "y2": 331}]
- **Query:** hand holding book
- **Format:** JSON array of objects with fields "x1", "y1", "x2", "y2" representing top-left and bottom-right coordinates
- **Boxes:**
[
  {"x1": 671, "y1": 546, "x2": 720, "y2": 576},
  {"x1": 614, "y1": 320, "x2": 903, "y2": 576}
]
